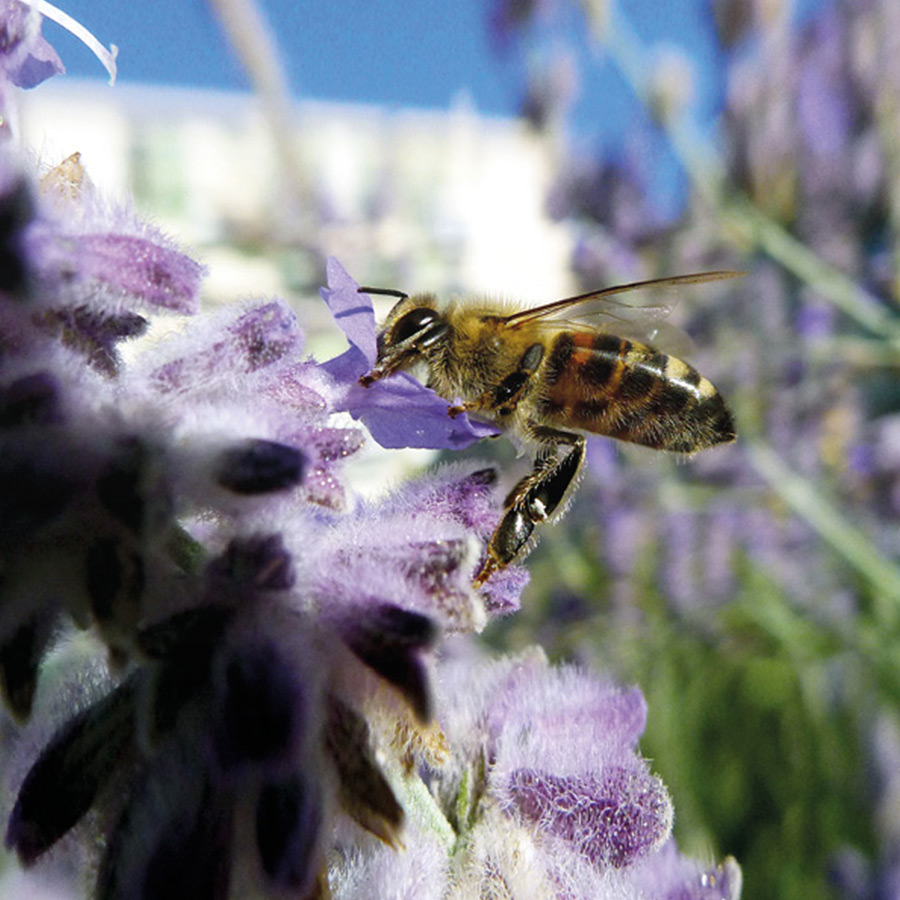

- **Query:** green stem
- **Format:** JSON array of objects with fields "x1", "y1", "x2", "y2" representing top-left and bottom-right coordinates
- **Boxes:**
[
  {"x1": 400, "y1": 772, "x2": 456, "y2": 851},
  {"x1": 165, "y1": 524, "x2": 207, "y2": 575},
  {"x1": 720, "y1": 196, "x2": 900, "y2": 344},
  {"x1": 744, "y1": 441, "x2": 900, "y2": 628}
]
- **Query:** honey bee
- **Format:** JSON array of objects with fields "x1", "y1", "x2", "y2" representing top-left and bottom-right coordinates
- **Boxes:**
[{"x1": 359, "y1": 273, "x2": 739, "y2": 586}]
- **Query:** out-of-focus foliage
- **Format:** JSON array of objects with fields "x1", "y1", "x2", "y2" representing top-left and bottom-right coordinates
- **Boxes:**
[{"x1": 482, "y1": 1, "x2": 900, "y2": 898}]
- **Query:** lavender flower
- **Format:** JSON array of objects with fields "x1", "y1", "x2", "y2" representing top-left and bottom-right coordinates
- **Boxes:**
[
  {"x1": 0, "y1": 143, "x2": 738, "y2": 900},
  {"x1": 365, "y1": 645, "x2": 741, "y2": 900},
  {"x1": 321, "y1": 256, "x2": 498, "y2": 450},
  {"x1": 0, "y1": 5, "x2": 746, "y2": 900},
  {"x1": 0, "y1": 0, "x2": 64, "y2": 91},
  {"x1": 0, "y1": 142, "x2": 526, "y2": 896}
]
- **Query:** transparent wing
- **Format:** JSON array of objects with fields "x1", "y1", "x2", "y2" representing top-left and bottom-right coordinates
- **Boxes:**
[{"x1": 501, "y1": 271, "x2": 742, "y2": 354}]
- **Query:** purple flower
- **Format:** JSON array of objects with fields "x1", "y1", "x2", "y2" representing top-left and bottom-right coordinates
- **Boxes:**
[
  {"x1": 0, "y1": 1, "x2": 64, "y2": 90},
  {"x1": 0, "y1": 142, "x2": 534, "y2": 900},
  {"x1": 24, "y1": 169, "x2": 205, "y2": 318},
  {"x1": 309, "y1": 462, "x2": 527, "y2": 634},
  {"x1": 507, "y1": 767, "x2": 671, "y2": 868},
  {"x1": 1, "y1": 141, "x2": 524, "y2": 897},
  {"x1": 474, "y1": 659, "x2": 670, "y2": 873},
  {"x1": 417, "y1": 647, "x2": 739, "y2": 899},
  {"x1": 0, "y1": 14, "x2": 744, "y2": 896},
  {"x1": 632, "y1": 839, "x2": 743, "y2": 900},
  {"x1": 321, "y1": 257, "x2": 498, "y2": 450},
  {"x1": 796, "y1": 8, "x2": 854, "y2": 161}
]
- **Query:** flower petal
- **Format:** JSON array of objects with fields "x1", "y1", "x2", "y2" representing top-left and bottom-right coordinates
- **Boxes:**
[
  {"x1": 320, "y1": 256, "x2": 377, "y2": 364},
  {"x1": 0, "y1": 2, "x2": 64, "y2": 89},
  {"x1": 506, "y1": 766, "x2": 672, "y2": 869},
  {"x1": 321, "y1": 257, "x2": 499, "y2": 450}
]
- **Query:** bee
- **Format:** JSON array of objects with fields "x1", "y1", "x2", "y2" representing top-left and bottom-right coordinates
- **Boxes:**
[{"x1": 358, "y1": 272, "x2": 739, "y2": 586}]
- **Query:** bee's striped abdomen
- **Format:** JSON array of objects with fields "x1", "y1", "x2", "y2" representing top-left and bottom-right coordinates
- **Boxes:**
[{"x1": 540, "y1": 331, "x2": 735, "y2": 452}]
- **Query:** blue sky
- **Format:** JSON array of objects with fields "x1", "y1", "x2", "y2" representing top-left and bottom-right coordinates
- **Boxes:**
[
  {"x1": 49, "y1": 1, "x2": 830, "y2": 125},
  {"x1": 47, "y1": 1, "x2": 725, "y2": 134},
  {"x1": 49, "y1": 1, "x2": 522, "y2": 109},
  {"x1": 49, "y1": 1, "x2": 831, "y2": 131},
  {"x1": 46, "y1": 0, "x2": 829, "y2": 219}
]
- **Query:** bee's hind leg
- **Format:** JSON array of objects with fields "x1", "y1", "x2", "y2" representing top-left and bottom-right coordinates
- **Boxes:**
[{"x1": 473, "y1": 427, "x2": 585, "y2": 586}]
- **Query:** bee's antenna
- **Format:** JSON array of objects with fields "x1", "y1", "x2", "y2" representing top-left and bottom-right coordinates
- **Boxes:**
[{"x1": 358, "y1": 286, "x2": 409, "y2": 300}]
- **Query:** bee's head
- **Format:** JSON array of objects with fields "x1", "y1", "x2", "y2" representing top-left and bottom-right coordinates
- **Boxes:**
[{"x1": 358, "y1": 289, "x2": 449, "y2": 386}]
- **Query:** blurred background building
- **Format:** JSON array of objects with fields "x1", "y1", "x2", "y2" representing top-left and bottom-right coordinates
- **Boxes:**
[{"x1": 20, "y1": 79, "x2": 574, "y2": 322}]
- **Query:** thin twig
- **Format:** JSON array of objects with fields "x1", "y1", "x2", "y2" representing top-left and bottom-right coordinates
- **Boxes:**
[
  {"x1": 205, "y1": 0, "x2": 305, "y2": 220},
  {"x1": 22, "y1": 0, "x2": 117, "y2": 84},
  {"x1": 745, "y1": 441, "x2": 900, "y2": 627}
]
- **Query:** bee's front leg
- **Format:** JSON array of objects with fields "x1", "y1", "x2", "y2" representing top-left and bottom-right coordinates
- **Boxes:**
[
  {"x1": 448, "y1": 342, "x2": 545, "y2": 420},
  {"x1": 473, "y1": 427, "x2": 585, "y2": 586},
  {"x1": 447, "y1": 392, "x2": 492, "y2": 419}
]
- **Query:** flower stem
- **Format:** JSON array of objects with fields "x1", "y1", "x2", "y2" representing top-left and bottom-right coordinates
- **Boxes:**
[
  {"x1": 400, "y1": 772, "x2": 456, "y2": 851},
  {"x1": 21, "y1": 0, "x2": 117, "y2": 84},
  {"x1": 205, "y1": 0, "x2": 305, "y2": 224},
  {"x1": 719, "y1": 195, "x2": 900, "y2": 345},
  {"x1": 744, "y1": 440, "x2": 900, "y2": 628}
]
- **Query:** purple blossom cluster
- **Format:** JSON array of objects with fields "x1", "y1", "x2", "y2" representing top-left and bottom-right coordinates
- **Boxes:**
[
  {"x1": 0, "y1": 5, "x2": 742, "y2": 900},
  {"x1": 0, "y1": 148, "x2": 492, "y2": 892},
  {"x1": 332, "y1": 645, "x2": 740, "y2": 900}
]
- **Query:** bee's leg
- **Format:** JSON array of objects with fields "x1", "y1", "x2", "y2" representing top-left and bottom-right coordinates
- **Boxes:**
[
  {"x1": 473, "y1": 427, "x2": 585, "y2": 586},
  {"x1": 448, "y1": 343, "x2": 545, "y2": 419}
]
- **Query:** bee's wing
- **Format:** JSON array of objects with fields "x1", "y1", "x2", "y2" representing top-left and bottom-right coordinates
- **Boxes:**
[{"x1": 501, "y1": 270, "x2": 741, "y2": 354}]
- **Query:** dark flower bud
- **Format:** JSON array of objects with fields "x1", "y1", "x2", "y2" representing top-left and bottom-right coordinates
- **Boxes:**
[
  {"x1": 6, "y1": 677, "x2": 137, "y2": 865},
  {"x1": 85, "y1": 537, "x2": 145, "y2": 627},
  {"x1": 324, "y1": 696, "x2": 403, "y2": 847},
  {"x1": 256, "y1": 774, "x2": 323, "y2": 893},
  {"x1": 213, "y1": 642, "x2": 303, "y2": 771},
  {"x1": 0, "y1": 610, "x2": 57, "y2": 721},
  {"x1": 0, "y1": 449, "x2": 77, "y2": 546},
  {"x1": 97, "y1": 750, "x2": 233, "y2": 900},
  {"x1": 96, "y1": 437, "x2": 154, "y2": 536},
  {"x1": 144, "y1": 652, "x2": 215, "y2": 743},
  {"x1": 208, "y1": 533, "x2": 295, "y2": 591},
  {"x1": 338, "y1": 603, "x2": 436, "y2": 722},
  {"x1": 0, "y1": 176, "x2": 34, "y2": 297},
  {"x1": 138, "y1": 608, "x2": 238, "y2": 744},
  {"x1": 0, "y1": 372, "x2": 60, "y2": 428},
  {"x1": 215, "y1": 439, "x2": 305, "y2": 495},
  {"x1": 136, "y1": 605, "x2": 235, "y2": 660}
]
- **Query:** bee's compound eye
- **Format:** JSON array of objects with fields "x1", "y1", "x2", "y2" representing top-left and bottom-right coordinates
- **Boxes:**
[{"x1": 391, "y1": 308, "x2": 440, "y2": 344}]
